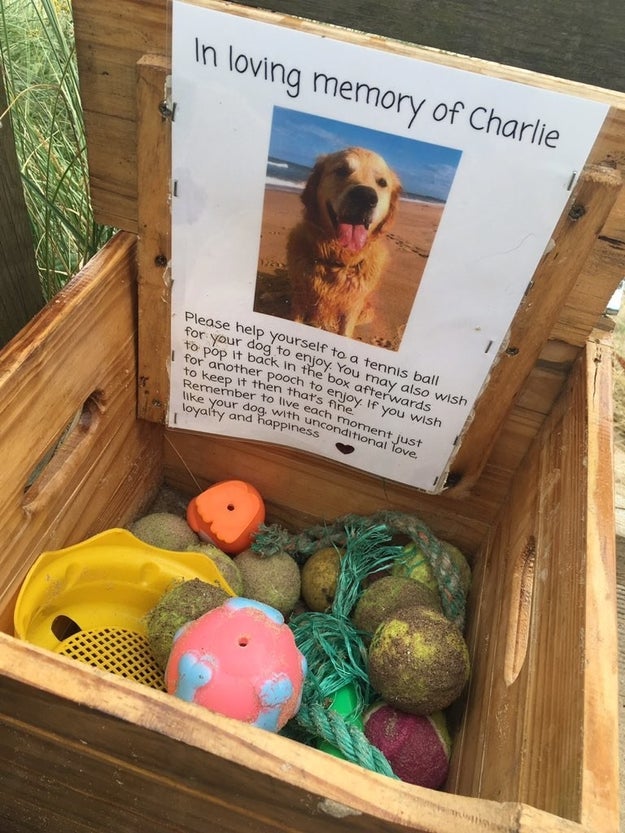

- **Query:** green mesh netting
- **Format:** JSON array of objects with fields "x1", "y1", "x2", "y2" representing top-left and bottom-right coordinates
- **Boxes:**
[{"x1": 253, "y1": 512, "x2": 470, "y2": 779}]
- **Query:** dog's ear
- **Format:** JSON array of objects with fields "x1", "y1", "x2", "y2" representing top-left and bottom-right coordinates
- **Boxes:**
[
  {"x1": 300, "y1": 156, "x2": 327, "y2": 222},
  {"x1": 377, "y1": 174, "x2": 402, "y2": 233}
]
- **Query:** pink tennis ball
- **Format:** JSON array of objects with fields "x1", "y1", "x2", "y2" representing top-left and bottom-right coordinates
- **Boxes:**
[
  {"x1": 364, "y1": 702, "x2": 451, "y2": 788},
  {"x1": 165, "y1": 597, "x2": 306, "y2": 732}
]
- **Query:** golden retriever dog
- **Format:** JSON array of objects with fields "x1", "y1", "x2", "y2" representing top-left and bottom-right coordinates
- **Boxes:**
[{"x1": 287, "y1": 147, "x2": 401, "y2": 338}]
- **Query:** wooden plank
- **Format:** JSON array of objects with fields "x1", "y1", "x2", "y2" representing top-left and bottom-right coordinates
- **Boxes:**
[
  {"x1": 0, "y1": 232, "x2": 162, "y2": 615},
  {"x1": 0, "y1": 68, "x2": 44, "y2": 345},
  {"x1": 0, "y1": 636, "x2": 599, "y2": 833},
  {"x1": 551, "y1": 107, "x2": 625, "y2": 345},
  {"x1": 579, "y1": 338, "x2": 619, "y2": 832},
  {"x1": 136, "y1": 55, "x2": 172, "y2": 422},
  {"x1": 72, "y1": 0, "x2": 167, "y2": 232},
  {"x1": 162, "y1": 427, "x2": 490, "y2": 555},
  {"x1": 82, "y1": 111, "x2": 137, "y2": 228},
  {"x1": 448, "y1": 341, "x2": 619, "y2": 832},
  {"x1": 241, "y1": 0, "x2": 625, "y2": 94}
]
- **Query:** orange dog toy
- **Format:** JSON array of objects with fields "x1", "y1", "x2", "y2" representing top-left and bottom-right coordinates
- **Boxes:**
[{"x1": 187, "y1": 480, "x2": 265, "y2": 554}]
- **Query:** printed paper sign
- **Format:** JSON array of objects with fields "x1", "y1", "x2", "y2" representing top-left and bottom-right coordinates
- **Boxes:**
[{"x1": 169, "y1": 0, "x2": 608, "y2": 491}]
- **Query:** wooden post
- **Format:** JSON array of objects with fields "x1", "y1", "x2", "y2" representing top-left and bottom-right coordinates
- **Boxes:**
[
  {"x1": 0, "y1": 66, "x2": 44, "y2": 346},
  {"x1": 136, "y1": 54, "x2": 172, "y2": 424}
]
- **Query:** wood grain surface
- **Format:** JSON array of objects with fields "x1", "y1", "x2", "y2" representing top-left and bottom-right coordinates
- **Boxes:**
[
  {"x1": 0, "y1": 632, "x2": 608, "y2": 833},
  {"x1": 0, "y1": 232, "x2": 162, "y2": 627},
  {"x1": 238, "y1": 0, "x2": 625, "y2": 93}
]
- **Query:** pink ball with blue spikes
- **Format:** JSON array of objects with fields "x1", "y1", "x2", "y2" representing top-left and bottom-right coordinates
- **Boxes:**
[{"x1": 165, "y1": 597, "x2": 306, "y2": 731}]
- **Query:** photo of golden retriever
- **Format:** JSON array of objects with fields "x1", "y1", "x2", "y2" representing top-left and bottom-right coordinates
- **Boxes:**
[
  {"x1": 254, "y1": 109, "x2": 460, "y2": 350},
  {"x1": 287, "y1": 147, "x2": 402, "y2": 338}
]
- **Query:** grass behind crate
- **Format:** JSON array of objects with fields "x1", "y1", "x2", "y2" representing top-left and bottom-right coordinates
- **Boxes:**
[{"x1": 0, "y1": 0, "x2": 113, "y2": 299}]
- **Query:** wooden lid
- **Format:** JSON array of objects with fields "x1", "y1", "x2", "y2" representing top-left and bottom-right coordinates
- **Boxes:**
[{"x1": 72, "y1": 0, "x2": 625, "y2": 494}]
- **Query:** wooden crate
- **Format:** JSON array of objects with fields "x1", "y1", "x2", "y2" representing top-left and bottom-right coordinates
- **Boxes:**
[{"x1": 0, "y1": 1, "x2": 623, "y2": 831}]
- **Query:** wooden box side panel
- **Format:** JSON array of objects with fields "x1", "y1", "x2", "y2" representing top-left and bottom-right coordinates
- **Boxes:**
[
  {"x1": 0, "y1": 635, "x2": 587, "y2": 833},
  {"x1": 162, "y1": 428, "x2": 490, "y2": 554},
  {"x1": 449, "y1": 340, "x2": 619, "y2": 833},
  {"x1": 0, "y1": 233, "x2": 162, "y2": 628}
]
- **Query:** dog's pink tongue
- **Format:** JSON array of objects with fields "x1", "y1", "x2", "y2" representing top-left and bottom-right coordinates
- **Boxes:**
[{"x1": 338, "y1": 223, "x2": 368, "y2": 252}]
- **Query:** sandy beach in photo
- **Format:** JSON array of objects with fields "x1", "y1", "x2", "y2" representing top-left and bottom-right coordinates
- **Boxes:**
[{"x1": 254, "y1": 186, "x2": 444, "y2": 350}]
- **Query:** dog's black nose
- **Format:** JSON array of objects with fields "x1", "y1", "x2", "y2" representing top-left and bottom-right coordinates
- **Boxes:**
[
  {"x1": 341, "y1": 185, "x2": 378, "y2": 225},
  {"x1": 349, "y1": 185, "x2": 378, "y2": 209}
]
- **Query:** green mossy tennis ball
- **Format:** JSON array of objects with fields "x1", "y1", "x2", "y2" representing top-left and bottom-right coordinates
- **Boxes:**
[
  {"x1": 368, "y1": 606, "x2": 470, "y2": 715},
  {"x1": 300, "y1": 547, "x2": 343, "y2": 612},
  {"x1": 185, "y1": 542, "x2": 244, "y2": 595},
  {"x1": 391, "y1": 539, "x2": 472, "y2": 600},
  {"x1": 146, "y1": 578, "x2": 229, "y2": 669},
  {"x1": 352, "y1": 575, "x2": 442, "y2": 635},
  {"x1": 235, "y1": 548, "x2": 301, "y2": 617},
  {"x1": 129, "y1": 512, "x2": 199, "y2": 550},
  {"x1": 391, "y1": 541, "x2": 438, "y2": 592}
]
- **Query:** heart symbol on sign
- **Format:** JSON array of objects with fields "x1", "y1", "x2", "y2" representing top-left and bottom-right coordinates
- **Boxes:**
[{"x1": 335, "y1": 442, "x2": 355, "y2": 455}]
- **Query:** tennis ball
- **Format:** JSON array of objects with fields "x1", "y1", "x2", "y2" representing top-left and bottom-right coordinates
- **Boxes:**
[
  {"x1": 368, "y1": 606, "x2": 470, "y2": 715},
  {"x1": 392, "y1": 539, "x2": 472, "y2": 602},
  {"x1": 235, "y1": 548, "x2": 301, "y2": 617},
  {"x1": 300, "y1": 547, "x2": 343, "y2": 612},
  {"x1": 363, "y1": 702, "x2": 451, "y2": 788},
  {"x1": 391, "y1": 541, "x2": 438, "y2": 592},
  {"x1": 129, "y1": 512, "x2": 199, "y2": 550},
  {"x1": 352, "y1": 575, "x2": 442, "y2": 635},
  {"x1": 186, "y1": 542, "x2": 244, "y2": 595},
  {"x1": 146, "y1": 578, "x2": 229, "y2": 670}
]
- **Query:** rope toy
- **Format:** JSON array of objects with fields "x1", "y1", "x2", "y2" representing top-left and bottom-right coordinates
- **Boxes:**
[
  {"x1": 253, "y1": 513, "x2": 469, "y2": 778},
  {"x1": 253, "y1": 510, "x2": 467, "y2": 630},
  {"x1": 288, "y1": 521, "x2": 401, "y2": 777}
]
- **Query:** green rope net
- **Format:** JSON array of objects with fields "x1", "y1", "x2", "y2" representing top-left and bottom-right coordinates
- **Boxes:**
[
  {"x1": 253, "y1": 510, "x2": 468, "y2": 630},
  {"x1": 253, "y1": 512, "x2": 471, "y2": 780}
]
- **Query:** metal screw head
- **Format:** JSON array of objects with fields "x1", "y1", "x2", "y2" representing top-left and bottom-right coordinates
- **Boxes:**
[{"x1": 568, "y1": 204, "x2": 586, "y2": 221}]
